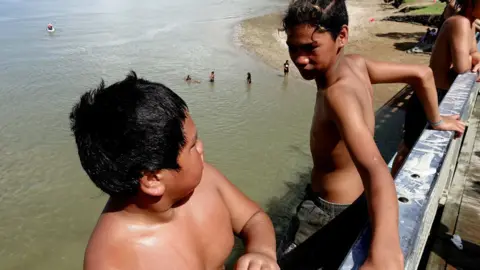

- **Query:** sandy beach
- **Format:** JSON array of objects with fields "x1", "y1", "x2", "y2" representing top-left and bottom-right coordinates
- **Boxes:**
[{"x1": 237, "y1": 0, "x2": 435, "y2": 109}]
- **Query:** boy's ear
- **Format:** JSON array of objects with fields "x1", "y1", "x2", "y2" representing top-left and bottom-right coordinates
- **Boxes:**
[
  {"x1": 337, "y1": 25, "x2": 349, "y2": 48},
  {"x1": 139, "y1": 170, "x2": 166, "y2": 197}
]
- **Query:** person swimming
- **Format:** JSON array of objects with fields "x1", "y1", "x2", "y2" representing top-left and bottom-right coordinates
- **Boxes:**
[
  {"x1": 184, "y1": 75, "x2": 200, "y2": 84},
  {"x1": 209, "y1": 71, "x2": 215, "y2": 82},
  {"x1": 47, "y1": 23, "x2": 55, "y2": 32}
]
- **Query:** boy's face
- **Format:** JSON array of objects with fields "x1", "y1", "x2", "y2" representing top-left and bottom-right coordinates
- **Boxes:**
[
  {"x1": 286, "y1": 24, "x2": 346, "y2": 80},
  {"x1": 165, "y1": 115, "x2": 204, "y2": 201}
]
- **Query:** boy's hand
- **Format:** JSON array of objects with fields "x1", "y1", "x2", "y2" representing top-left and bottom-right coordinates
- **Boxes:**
[
  {"x1": 360, "y1": 248, "x2": 404, "y2": 270},
  {"x1": 432, "y1": 115, "x2": 466, "y2": 138},
  {"x1": 471, "y1": 52, "x2": 480, "y2": 81},
  {"x1": 234, "y1": 252, "x2": 279, "y2": 270}
]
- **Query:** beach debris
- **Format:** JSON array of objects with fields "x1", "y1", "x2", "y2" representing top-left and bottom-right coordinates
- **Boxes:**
[
  {"x1": 450, "y1": 234, "x2": 463, "y2": 250},
  {"x1": 406, "y1": 28, "x2": 437, "y2": 54}
]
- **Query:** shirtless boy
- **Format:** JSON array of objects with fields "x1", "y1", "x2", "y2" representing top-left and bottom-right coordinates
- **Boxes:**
[
  {"x1": 278, "y1": 1, "x2": 465, "y2": 268},
  {"x1": 392, "y1": 0, "x2": 476, "y2": 175},
  {"x1": 70, "y1": 72, "x2": 278, "y2": 270}
]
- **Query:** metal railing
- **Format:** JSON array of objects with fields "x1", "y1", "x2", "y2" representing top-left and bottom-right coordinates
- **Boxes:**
[{"x1": 340, "y1": 73, "x2": 480, "y2": 270}]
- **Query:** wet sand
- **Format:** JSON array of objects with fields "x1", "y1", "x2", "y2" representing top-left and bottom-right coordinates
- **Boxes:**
[{"x1": 237, "y1": 1, "x2": 433, "y2": 109}]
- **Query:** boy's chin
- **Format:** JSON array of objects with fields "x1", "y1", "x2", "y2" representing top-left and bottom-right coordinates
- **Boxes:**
[{"x1": 300, "y1": 71, "x2": 316, "y2": 80}]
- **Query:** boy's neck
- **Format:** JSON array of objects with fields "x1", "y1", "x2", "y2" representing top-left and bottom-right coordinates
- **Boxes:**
[
  {"x1": 315, "y1": 50, "x2": 344, "y2": 91},
  {"x1": 105, "y1": 195, "x2": 177, "y2": 224}
]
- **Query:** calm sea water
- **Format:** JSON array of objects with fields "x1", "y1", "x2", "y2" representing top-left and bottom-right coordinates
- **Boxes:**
[{"x1": 0, "y1": 0, "x2": 319, "y2": 269}]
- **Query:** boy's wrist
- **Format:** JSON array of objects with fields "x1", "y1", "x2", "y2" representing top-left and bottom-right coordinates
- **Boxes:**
[
  {"x1": 429, "y1": 118, "x2": 444, "y2": 127},
  {"x1": 370, "y1": 234, "x2": 401, "y2": 255},
  {"x1": 370, "y1": 220, "x2": 400, "y2": 247},
  {"x1": 245, "y1": 247, "x2": 276, "y2": 261}
]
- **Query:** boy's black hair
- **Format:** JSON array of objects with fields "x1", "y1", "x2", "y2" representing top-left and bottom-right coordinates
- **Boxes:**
[
  {"x1": 282, "y1": 0, "x2": 349, "y2": 39},
  {"x1": 70, "y1": 71, "x2": 188, "y2": 198}
]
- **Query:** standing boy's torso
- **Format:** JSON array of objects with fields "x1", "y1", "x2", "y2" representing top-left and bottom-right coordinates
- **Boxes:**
[{"x1": 310, "y1": 55, "x2": 375, "y2": 204}]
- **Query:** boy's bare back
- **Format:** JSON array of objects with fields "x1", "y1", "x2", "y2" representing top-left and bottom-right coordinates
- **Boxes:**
[
  {"x1": 310, "y1": 54, "x2": 375, "y2": 204},
  {"x1": 85, "y1": 163, "x2": 237, "y2": 270}
]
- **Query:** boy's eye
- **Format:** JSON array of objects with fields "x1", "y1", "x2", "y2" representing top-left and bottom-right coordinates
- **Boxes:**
[
  {"x1": 301, "y1": 44, "x2": 315, "y2": 51},
  {"x1": 288, "y1": 44, "x2": 315, "y2": 53}
]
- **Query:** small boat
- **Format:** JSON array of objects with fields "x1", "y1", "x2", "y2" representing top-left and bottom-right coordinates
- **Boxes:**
[{"x1": 47, "y1": 23, "x2": 55, "y2": 33}]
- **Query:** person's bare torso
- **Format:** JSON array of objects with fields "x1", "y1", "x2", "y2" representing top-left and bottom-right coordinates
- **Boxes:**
[
  {"x1": 84, "y1": 165, "x2": 234, "y2": 270},
  {"x1": 310, "y1": 55, "x2": 374, "y2": 204},
  {"x1": 430, "y1": 16, "x2": 476, "y2": 90}
]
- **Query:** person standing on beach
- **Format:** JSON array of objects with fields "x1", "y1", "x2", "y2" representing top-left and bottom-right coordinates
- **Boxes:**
[
  {"x1": 284, "y1": 60, "x2": 290, "y2": 76},
  {"x1": 247, "y1": 72, "x2": 252, "y2": 84},
  {"x1": 277, "y1": 0, "x2": 465, "y2": 268},
  {"x1": 210, "y1": 71, "x2": 215, "y2": 82},
  {"x1": 391, "y1": 0, "x2": 478, "y2": 175},
  {"x1": 73, "y1": 72, "x2": 279, "y2": 270}
]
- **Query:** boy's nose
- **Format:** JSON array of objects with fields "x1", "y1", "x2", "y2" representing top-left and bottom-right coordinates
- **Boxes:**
[{"x1": 295, "y1": 56, "x2": 309, "y2": 66}]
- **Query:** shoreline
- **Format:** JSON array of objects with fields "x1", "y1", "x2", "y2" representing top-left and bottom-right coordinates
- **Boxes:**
[{"x1": 236, "y1": 1, "x2": 434, "y2": 109}]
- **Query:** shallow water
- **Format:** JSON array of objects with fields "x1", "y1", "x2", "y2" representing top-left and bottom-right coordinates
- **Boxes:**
[{"x1": 0, "y1": 0, "x2": 319, "y2": 269}]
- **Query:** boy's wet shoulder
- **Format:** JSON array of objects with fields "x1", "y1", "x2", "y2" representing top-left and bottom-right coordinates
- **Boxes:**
[{"x1": 445, "y1": 15, "x2": 472, "y2": 29}]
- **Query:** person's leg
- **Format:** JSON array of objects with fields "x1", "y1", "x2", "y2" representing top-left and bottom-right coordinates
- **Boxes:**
[
  {"x1": 277, "y1": 185, "x2": 349, "y2": 258},
  {"x1": 391, "y1": 88, "x2": 448, "y2": 176},
  {"x1": 391, "y1": 142, "x2": 410, "y2": 177},
  {"x1": 391, "y1": 93, "x2": 425, "y2": 176}
]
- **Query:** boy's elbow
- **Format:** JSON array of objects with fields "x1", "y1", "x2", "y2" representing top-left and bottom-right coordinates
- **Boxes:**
[
  {"x1": 452, "y1": 56, "x2": 472, "y2": 74},
  {"x1": 452, "y1": 63, "x2": 471, "y2": 74},
  {"x1": 355, "y1": 155, "x2": 391, "y2": 181},
  {"x1": 239, "y1": 210, "x2": 273, "y2": 235},
  {"x1": 415, "y1": 66, "x2": 434, "y2": 85}
]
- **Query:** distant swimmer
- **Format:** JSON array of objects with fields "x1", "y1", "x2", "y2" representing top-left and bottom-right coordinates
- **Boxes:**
[
  {"x1": 209, "y1": 71, "x2": 215, "y2": 82},
  {"x1": 246, "y1": 72, "x2": 252, "y2": 84},
  {"x1": 185, "y1": 75, "x2": 200, "y2": 84},
  {"x1": 47, "y1": 23, "x2": 55, "y2": 33},
  {"x1": 283, "y1": 60, "x2": 289, "y2": 76}
]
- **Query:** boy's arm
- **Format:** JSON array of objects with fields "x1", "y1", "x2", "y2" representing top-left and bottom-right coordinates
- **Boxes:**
[
  {"x1": 449, "y1": 18, "x2": 475, "y2": 73},
  {"x1": 326, "y1": 88, "x2": 403, "y2": 269},
  {"x1": 470, "y1": 25, "x2": 478, "y2": 54},
  {"x1": 469, "y1": 24, "x2": 480, "y2": 72},
  {"x1": 365, "y1": 59, "x2": 441, "y2": 121},
  {"x1": 207, "y1": 164, "x2": 276, "y2": 260},
  {"x1": 365, "y1": 58, "x2": 465, "y2": 134}
]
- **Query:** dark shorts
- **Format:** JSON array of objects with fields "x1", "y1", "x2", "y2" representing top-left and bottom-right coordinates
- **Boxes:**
[
  {"x1": 277, "y1": 185, "x2": 350, "y2": 258},
  {"x1": 403, "y1": 88, "x2": 448, "y2": 149}
]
